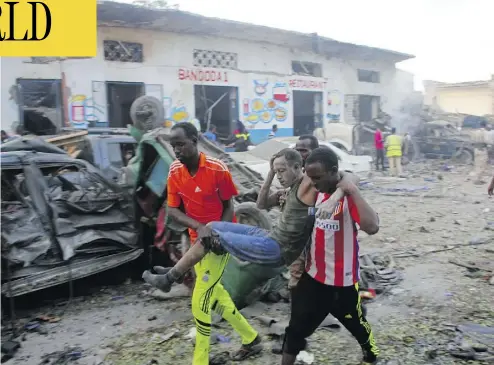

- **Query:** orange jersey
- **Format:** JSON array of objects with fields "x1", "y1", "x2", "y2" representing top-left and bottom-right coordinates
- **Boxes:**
[{"x1": 167, "y1": 153, "x2": 238, "y2": 243}]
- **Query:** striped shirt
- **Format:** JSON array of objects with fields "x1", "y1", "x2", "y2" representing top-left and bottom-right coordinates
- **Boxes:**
[{"x1": 305, "y1": 192, "x2": 361, "y2": 287}]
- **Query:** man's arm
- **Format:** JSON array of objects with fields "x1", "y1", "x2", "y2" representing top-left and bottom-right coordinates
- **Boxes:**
[
  {"x1": 256, "y1": 168, "x2": 280, "y2": 210},
  {"x1": 348, "y1": 190, "x2": 379, "y2": 235},
  {"x1": 218, "y1": 169, "x2": 239, "y2": 222},
  {"x1": 167, "y1": 175, "x2": 202, "y2": 230},
  {"x1": 337, "y1": 172, "x2": 379, "y2": 235},
  {"x1": 221, "y1": 198, "x2": 235, "y2": 221}
]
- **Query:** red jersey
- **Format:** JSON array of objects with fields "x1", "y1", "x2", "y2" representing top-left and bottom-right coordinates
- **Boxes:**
[
  {"x1": 167, "y1": 153, "x2": 238, "y2": 243},
  {"x1": 305, "y1": 192, "x2": 360, "y2": 287}
]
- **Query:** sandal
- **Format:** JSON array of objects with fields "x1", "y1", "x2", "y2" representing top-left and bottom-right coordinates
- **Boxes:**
[{"x1": 231, "y1": 336, "x2": 263, "y2": 361}]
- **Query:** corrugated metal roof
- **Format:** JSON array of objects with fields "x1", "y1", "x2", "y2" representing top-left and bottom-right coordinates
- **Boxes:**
[{"x1": 97, "y1": 1, "x2": 414, "y2": 63}]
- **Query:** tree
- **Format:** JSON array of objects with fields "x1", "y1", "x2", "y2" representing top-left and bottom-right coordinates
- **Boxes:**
[{"x1": 133, "y1": 0, "x2": 179, "y2": 9}]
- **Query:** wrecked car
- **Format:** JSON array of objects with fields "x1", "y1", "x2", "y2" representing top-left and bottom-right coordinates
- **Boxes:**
[
  {"x1": 1, "y1": 150, "x2": 141, "y2": 298},
  {"x1": 412, "y1": 121, "x2": 475, "y2": 163}
]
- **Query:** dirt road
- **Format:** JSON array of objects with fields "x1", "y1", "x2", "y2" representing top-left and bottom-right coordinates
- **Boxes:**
[{"x1": 3, "y1": 162, "x2": 493, "y2": 365}]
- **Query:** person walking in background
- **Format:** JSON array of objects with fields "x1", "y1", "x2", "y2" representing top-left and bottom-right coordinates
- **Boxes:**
[
  {"x1": 203, "y1": 124, "x2": 218, "y2": 143},
  {"x1": 403, "y1": 132, "x2": 411, "y2": 156},
  {"x1": 385, "y1": 128, "x2": 402, "y2": 177},
  {"x1": 473, "y1": 121, "x2": 490, "y2": 183},
  {"x1": 268, "y1": 124, "x2": 278, "y2": 139},
  {"x1": 374, "y1": 128, "x2": 385, "y2": 171},
  {"x1": 228, "y1": 121, "x2": 252, "y2": 152}
]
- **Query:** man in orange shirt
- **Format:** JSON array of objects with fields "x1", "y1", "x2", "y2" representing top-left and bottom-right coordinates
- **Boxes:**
[{"x1": 143, "y1": 122, "x2": 261, "y2": 364}]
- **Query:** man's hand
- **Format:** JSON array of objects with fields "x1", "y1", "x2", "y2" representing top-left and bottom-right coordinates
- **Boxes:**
[
  {"x1": 316, "y1": 198, "x2": 340, "y2": 220},
  {"x1": 196, "y1": 224, "x2": 213, "y2": 240},
  {"x1": 488, "y1": 177, "x2": 494, "y2": 196},
  {"x1": 268, "y1": 155, "x2": 277, "y2": 178},
  {"x1": 337, "y1": 172, "x2": 360, "y2": 195}
]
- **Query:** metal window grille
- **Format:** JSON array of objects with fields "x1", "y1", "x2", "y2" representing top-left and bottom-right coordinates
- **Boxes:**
[
  {"x1": 193, "y1": 49, "x2": 238, "y2": 69},
  {"x1": 104, "y1": 40, "x2": 144, "y2": 63}
]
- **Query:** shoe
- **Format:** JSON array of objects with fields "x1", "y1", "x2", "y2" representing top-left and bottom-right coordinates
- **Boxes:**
[
  {"x1": 231, "y1": 335, "x2": 263, "y2": 361},
  {"x1": 361, "y1": 348, "x2": 378, "y2": 364}
]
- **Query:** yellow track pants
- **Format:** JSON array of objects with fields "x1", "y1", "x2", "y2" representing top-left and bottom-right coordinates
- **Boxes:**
[{"x1": 191, "y1": 252, "x2": 258, "y2": 365}]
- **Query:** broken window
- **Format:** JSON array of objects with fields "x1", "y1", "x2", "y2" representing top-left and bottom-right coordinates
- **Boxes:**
[
  {"x1": 16, "y1": 78, "x2": 63, "y2": 135},
  {"x1": 104, "y1": 40, "x2": 144, "y2": 63},
  {"x1": 357, "y1": 69, "x2": 380, "y2": 83},
  {"x1": 291, "y1": 61, "x2": 323, "y2": 77},
  {"x1": 193, "y1": 49, "x2": 238, "y2": 69},
  {"x1": 107, "y1": 142, "x2": 137, "y2": 170}
]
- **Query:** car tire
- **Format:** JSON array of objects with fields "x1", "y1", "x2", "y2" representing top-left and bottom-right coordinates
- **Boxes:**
[
  {"x1": 130, "y1": 95, "x2": 165, "y2": 132},
  {"x1": 456, "y1": 149, "x2": 474, "y2": 165},
  {"x1": 235, "y1": 202, "x2": 272, "y2": 230}
]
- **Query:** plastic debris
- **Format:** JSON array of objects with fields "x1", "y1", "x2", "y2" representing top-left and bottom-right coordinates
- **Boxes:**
[
  {"x1": 295, "y1": 350, "x2": 314, "y2": 364},
  {"x1": 184, "y1": 327, "x2": 197, "y2": 340},
  {"x1": 151, "y1": 330, "x2": 177, "y2": 344}
]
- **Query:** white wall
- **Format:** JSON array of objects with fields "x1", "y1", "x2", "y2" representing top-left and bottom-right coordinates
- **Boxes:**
[{"x1": 1, "y1": 26, "x2": 412, "y2": 142}]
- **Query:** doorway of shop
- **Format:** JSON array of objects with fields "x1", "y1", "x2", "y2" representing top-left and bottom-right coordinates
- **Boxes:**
[
  {"x1": 194, "y1": 85, "x2": 238, "y2": 141},
  {"x1": 293, "y1": 90, "x2": 323, "y2": 136},
  {"x1": 107, "y1": 82, "x2": 145, "y2": 128}
]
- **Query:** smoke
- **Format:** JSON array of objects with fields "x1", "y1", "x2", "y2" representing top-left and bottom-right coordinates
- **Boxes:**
[{"x1": 389, "y1": 92, "x2": 426, "y2": 135}]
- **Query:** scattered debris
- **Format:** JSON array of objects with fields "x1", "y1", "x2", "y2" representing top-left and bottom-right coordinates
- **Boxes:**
[
  {"x1": 151, "y1": 330, "x2": 177, "y2": 344},
  {"x1": 295, "y1": 350, "x2": 314, "y2": 364},
  {"x1": 39, "y1": 346, "x2": 83, "y2": 364}
]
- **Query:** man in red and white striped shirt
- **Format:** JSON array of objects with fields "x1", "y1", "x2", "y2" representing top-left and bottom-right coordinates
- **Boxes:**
[{"x1": 281, "y1": 147, "x2": 380, "y2": 365}]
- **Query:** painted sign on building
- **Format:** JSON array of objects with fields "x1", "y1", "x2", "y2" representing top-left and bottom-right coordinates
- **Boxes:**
[
  {"x1": 288, "y1": 78, "x2": 327, "y2": 90},
  {"x1": 241, "y1": 76, "x2": 294, "y2": 144},
  {"x1": 326, "y1": 90, "x2": 343, "y2": 122},
  {"x1": 178, "y1": 68, "x2": 229, "y2": 83}
]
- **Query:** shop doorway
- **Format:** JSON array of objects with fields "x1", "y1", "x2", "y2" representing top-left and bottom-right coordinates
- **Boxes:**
[
  {"x1": 293, "y1": 90, "x2": 323, "y2": 136},
  {"x1": 194, "y1": 85, "x2": 238, "y2": 140},
  {"x1": 106, "y1": 82, "x2": 145, "y2": 128}
]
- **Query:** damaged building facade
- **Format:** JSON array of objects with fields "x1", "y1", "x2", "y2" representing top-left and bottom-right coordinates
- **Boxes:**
[
  {"x1": 1, "y1": 2, "x2": 415, "y2": 144},
  {"x1": 423, "y1": 76, "x2": 494, "y2": 117}
]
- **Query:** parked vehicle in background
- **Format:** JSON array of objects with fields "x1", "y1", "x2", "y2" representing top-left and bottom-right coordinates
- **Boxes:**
[
  {"x1": 1, "y1": 149, "x2": 141, "y2": 298},
  {"x1": 76, "y1": 129, "x2": 137, "y2": 184}
]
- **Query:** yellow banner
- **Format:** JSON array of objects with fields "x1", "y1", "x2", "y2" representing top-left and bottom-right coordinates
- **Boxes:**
[{"x1": 0, "y1": 0, "x2": 97, "y2": 56}]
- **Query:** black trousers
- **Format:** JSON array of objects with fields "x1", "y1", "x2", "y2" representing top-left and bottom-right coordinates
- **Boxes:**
[
  {"x1": 375, "y1": 149, "x2": 385, "y2": 170},
  {"x1": 283, "y1": 272, "x2": 379, "y2": 358}
]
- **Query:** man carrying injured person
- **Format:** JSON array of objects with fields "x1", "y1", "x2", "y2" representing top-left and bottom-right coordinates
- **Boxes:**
[
  {"x1": 282, "y1": 147, "x2": 380, "y2": 365},
  {"x1": 143, "y1": 147, "x2": 355, "y2": 346},
  {"x1": 144, "y1": 122, "x2": 261, "y2": 364},
  {"x1": 143, "y1": 146, "x2": 332, "y2": 279}
]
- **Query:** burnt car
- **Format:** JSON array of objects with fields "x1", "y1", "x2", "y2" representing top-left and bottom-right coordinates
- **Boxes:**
[
  {"x1": 410, "y1": 121, "x2": 475, "y2": 163},
  {"x1": 1, "y1": 150, "x2": 141, "y2": 298}
]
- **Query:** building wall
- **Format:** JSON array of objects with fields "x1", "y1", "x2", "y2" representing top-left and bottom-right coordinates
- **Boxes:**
[
  {"x1": 435, "y1": 86, "x2": 493, "y2": 116},
  {"x1": 1, "y1": 26, "x2": 413, "y2": 143}
]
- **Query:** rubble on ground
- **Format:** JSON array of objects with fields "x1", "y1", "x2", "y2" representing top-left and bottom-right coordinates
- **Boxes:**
[{"x1": 2, "y1": 161, "x2": 493, "y2": 365}]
